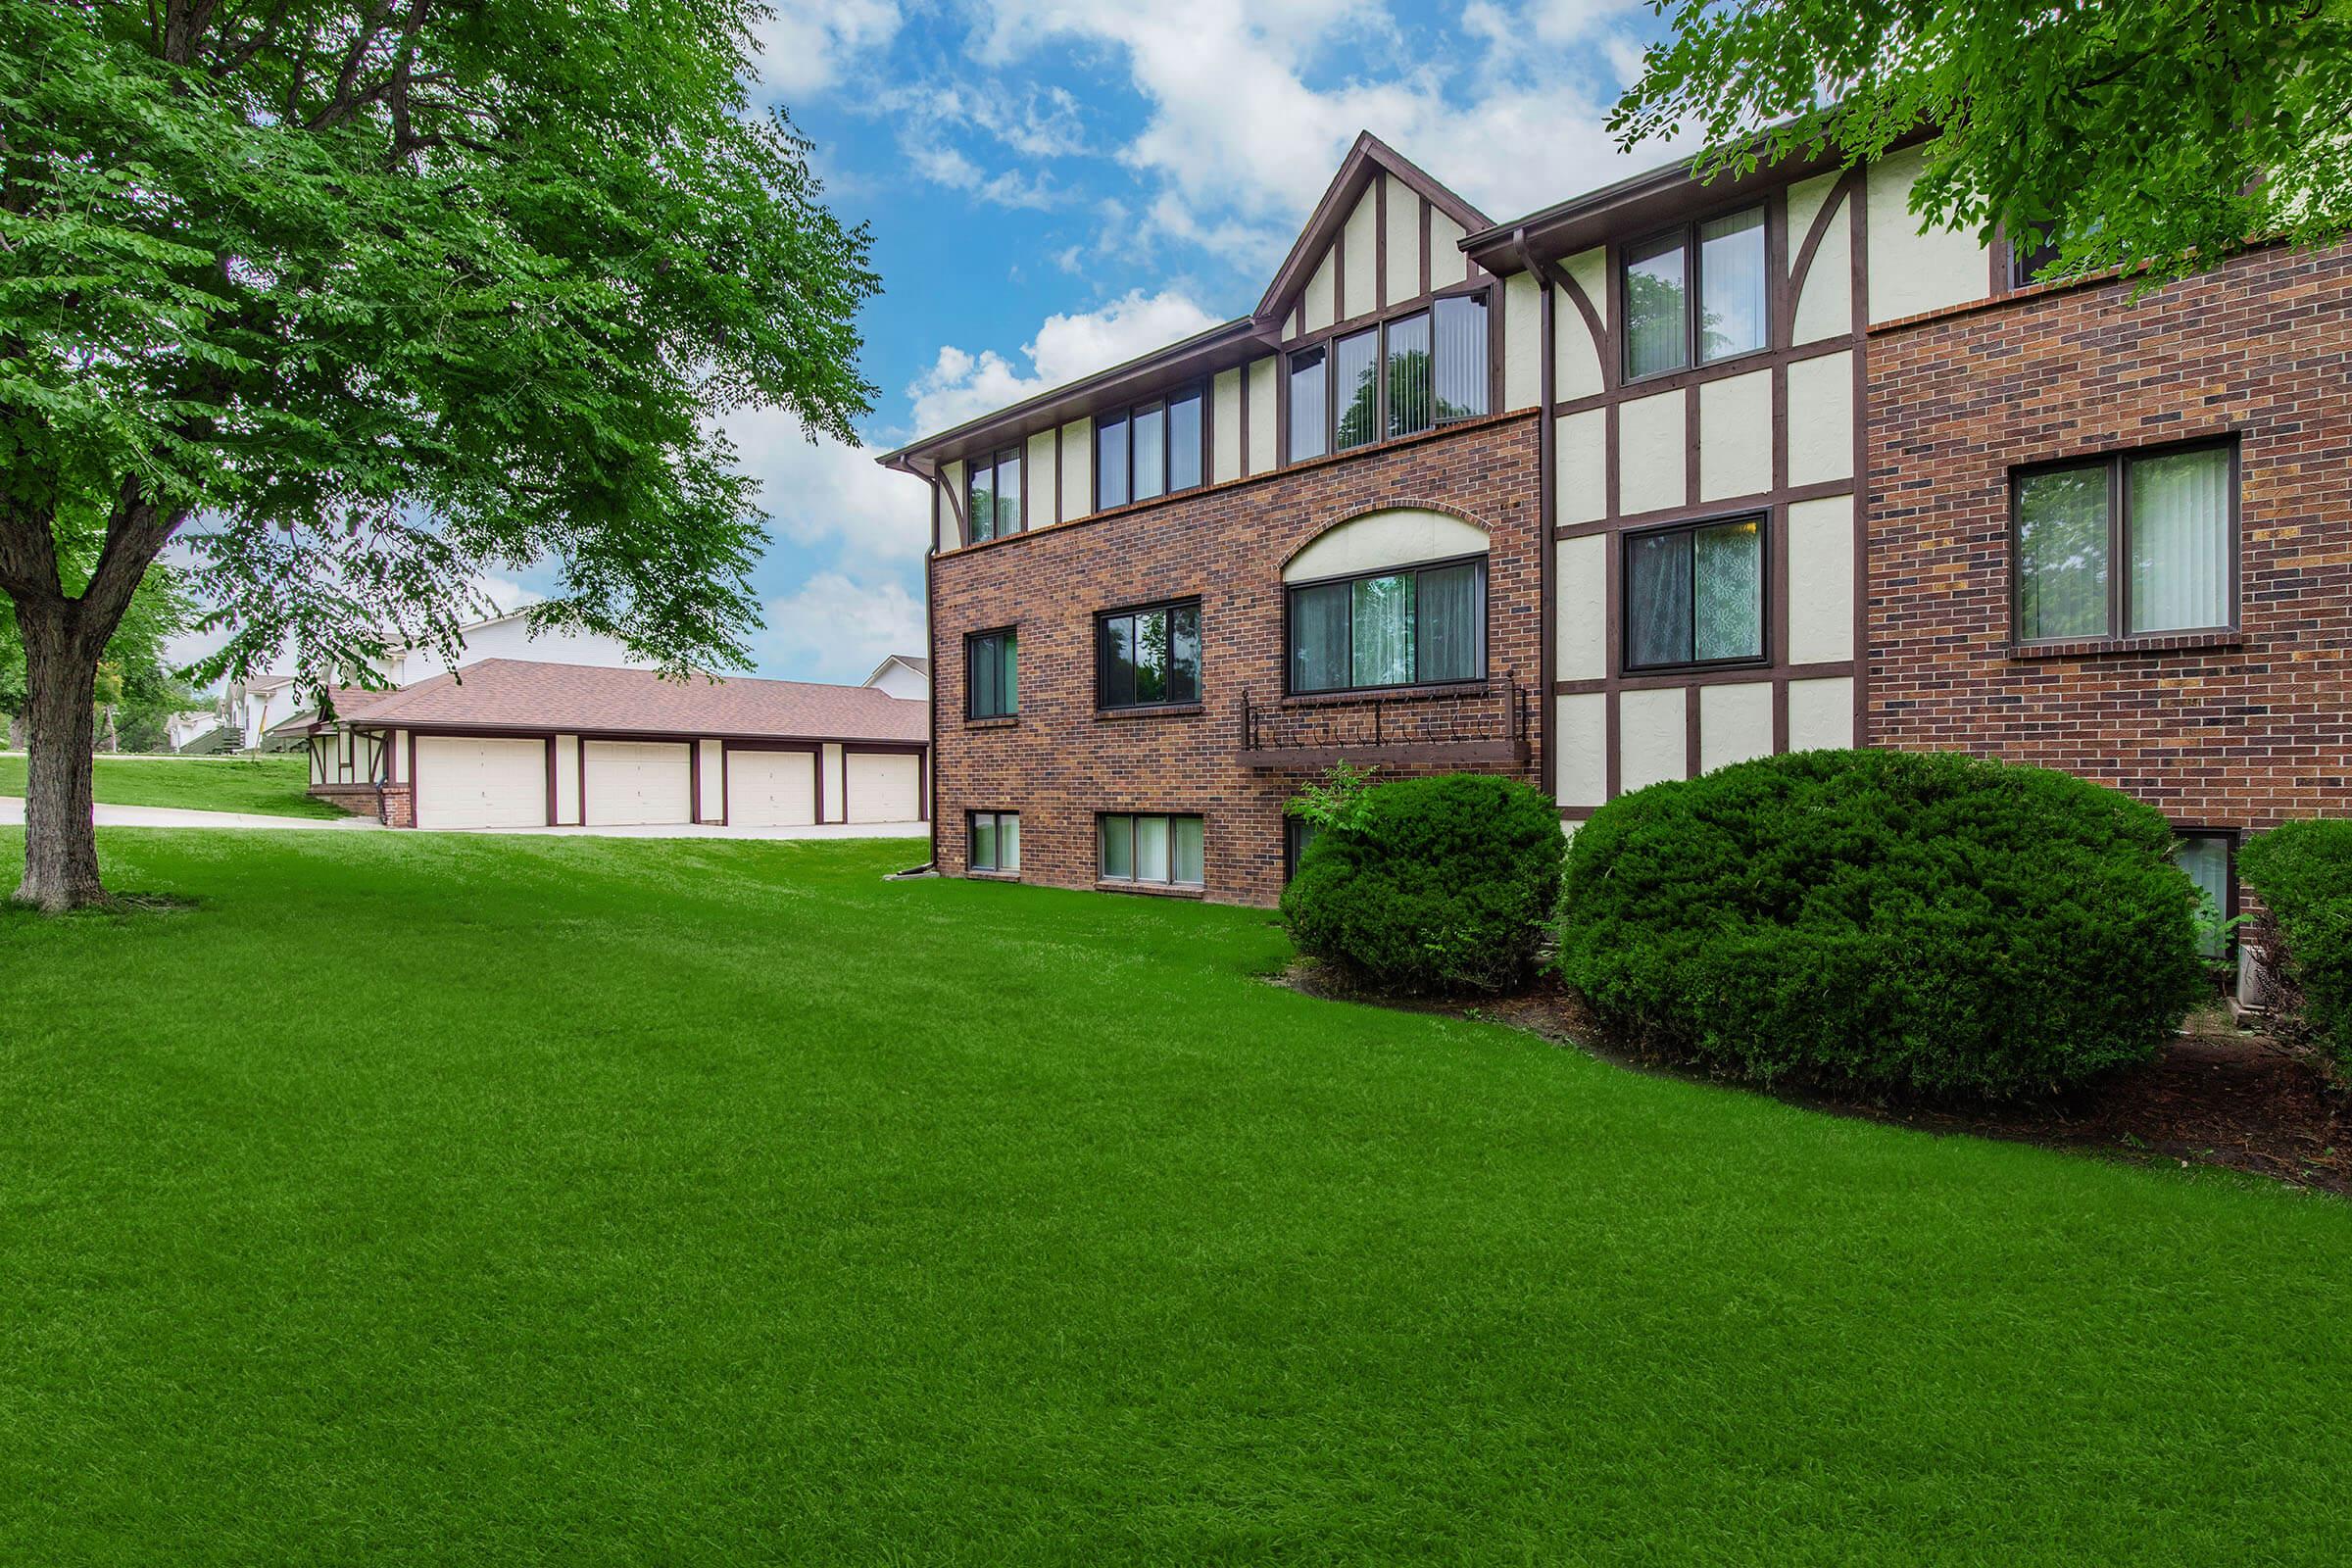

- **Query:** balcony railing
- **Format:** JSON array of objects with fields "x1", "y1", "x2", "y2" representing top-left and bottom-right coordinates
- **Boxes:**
[{"x1": 1237, "y1": 673, "x2": 1531, "y2": 769}]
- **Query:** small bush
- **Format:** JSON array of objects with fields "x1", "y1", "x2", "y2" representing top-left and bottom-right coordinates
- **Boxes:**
[
  {"x1": 2240, "y1": 820, "x2": 2352, "y2": 1077},
  {"x1": 1555, "y1": 749, "x2": 2206, "y2": 1099},
  {"x1": 1281, "y1": 773, "x2": 1564, "y2": 995}
]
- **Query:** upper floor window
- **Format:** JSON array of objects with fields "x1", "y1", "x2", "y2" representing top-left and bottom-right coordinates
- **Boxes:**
[
  {"x1": 1097, "y1": 383, "x2": 1203, "y2": 511},
  {"x1": 1288, "y1": 557, "x2": 1486, "y2": 693},
  {"x1": 2009, "y1": 224, "x2": 2065, "y2": 287},
  {"x1": 1098, "y1": 599, "x2": 1201, "y2": 710},
  {"x1": 1624, "y1": 514, "x2": 1765, "y2": 671},
  {"x1": 1623, "y1": 206, "x2": 1767, "y2": 380},
  {"x1": 966, "y1": 627, "x2": 1017, "y2": 719},
  {"x1": 2014, "y1": 442, "x2": 2234, "y2": 644},
  {"x1": 1290, "y1": 292, "x2": 1490, "y2": 463},
  {"x1": 966, "y1": 448, "x2": 1021, "y2": 543}
]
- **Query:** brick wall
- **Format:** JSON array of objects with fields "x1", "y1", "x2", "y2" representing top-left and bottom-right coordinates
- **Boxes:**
[
  {"x1": 379, "y1": 784, "x2": 413, "y2": 828},
  {"x1": 931, "y1": 412, "x2": 1544, "y2": 906},
  {"x1": 1867, "y1": 241, "x2": 2352, "y2": 848}
]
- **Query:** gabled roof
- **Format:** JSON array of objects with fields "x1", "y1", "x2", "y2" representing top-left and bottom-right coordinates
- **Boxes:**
[
  {"x1": 1252, "y1": 131, "x2": 1493, "y2": 328},
  {"x1": 862, "y1": 654, "x2": 930, "y2": 686},
  {"x1": 342, "y1": 659, "x2": 927, "y2": 744}
]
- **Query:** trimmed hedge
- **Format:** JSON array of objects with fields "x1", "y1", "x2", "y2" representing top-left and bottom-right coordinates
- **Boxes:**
[
  {"x1": 1281, "y1": 773, "x2": 1564, "y2": 995},
  {"x1": 1555, "y1": 749, "x2": 2206, "y2": 1099},
  {"x1": 2240, "y1": 820, "x2": 2352, "y2": 1075}
]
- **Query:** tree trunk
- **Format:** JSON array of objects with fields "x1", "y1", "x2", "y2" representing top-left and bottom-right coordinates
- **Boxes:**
[{"x1": 15, "y1": 603, "x2": 105, "y2": 911}]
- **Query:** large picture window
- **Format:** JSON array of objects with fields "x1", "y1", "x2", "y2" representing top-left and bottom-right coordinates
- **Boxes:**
[
  {"x1": 1624, "y1": 515, "x2": 1765, "y2": 670},
  {"x1": 2014, "y1": 442, "x2": 2234, "y2": 643},
  {"x1": 1287, "y1": 557, "x2": 1486, "y2": 693},
  {"x1": 966, "y1": 627, "x2": 1017, "y2": 719},
  {"x1": 965, "y1": 447, "x2": 1021, "y2": 543},
  {"x1": 1289, "y1": 292, "x2": 1490, "y2": 463},
  {"x1": 1096, "y1": 383, "x2": 1204, "y2": 511},
  {"x1": 1623, "y1": 206, "x2": 1767, "y2": 380},
  {"x1": 1097, "y1": 600, "x2": 1201, "y2": 710},
  {"x1": 970, "y1": 810, "x2": 1020, "y2": 874},
  {"x1": 1099, "y1": 812, "x2": 1205, "y2": 887}
]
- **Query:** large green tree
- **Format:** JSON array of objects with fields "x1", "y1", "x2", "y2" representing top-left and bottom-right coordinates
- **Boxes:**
[
  {"x1": 0, "y1": 1, "x2": 876, "y2": 908},
  {"x1": 1613, "y1": 0, "x2": 2352, "y2": 285}
]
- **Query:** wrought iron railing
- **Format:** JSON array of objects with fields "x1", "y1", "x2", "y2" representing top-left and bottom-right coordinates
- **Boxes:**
[{"x1": 1238, "y1": 672, "x2": 1529, "y2": 766}]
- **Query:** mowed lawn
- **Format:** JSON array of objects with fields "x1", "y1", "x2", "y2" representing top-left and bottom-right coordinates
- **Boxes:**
[
  {"x1": 4, "y1": 832, "x2": 2350, "y2": 1565},
  {"x1": 0, "y1": 752, "x2": 342, "y2": 818}
]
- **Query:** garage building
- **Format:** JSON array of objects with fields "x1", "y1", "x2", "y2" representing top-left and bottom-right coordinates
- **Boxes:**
[{"x1": 315, "y1": 660, "x2": 927, "y2": 830}]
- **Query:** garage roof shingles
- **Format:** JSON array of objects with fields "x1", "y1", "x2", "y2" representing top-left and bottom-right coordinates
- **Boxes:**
[{"x1": 350, "y1": 660, "x2": 927, "y2": 744}]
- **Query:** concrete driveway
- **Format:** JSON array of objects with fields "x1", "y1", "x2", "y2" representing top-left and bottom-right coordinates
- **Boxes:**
[{"x1": 0, "y1": 798, "x2": 380, "y2": 831}]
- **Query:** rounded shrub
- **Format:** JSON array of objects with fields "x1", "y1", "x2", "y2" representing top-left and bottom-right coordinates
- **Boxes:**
[
  {"x1": 1555, "y1": 749, "x2": 2206, "y2": 1099},
  {"x1": 1280, "y1": 772, "x2": 1564, "y2": 995}
]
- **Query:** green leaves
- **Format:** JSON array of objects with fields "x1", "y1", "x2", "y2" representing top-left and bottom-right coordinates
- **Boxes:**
[{"x1": 1614, "y1": 0, "x2": 2352, "y2": 289}]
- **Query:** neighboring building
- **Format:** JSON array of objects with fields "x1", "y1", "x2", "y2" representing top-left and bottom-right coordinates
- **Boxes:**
[
  {"x1": 164, "y1": 710, "x2": 223, "y2": 752},
  {"x1": 299, "y1": 660, "x2": 928, "y2": 830},
  {"x1": 861, "y1": 655, "x2": 931, "y2": 703},
  {"x1": 221, "y1": 605, "x2": 649, "y2": 749},
  {"x1": 882, "y1": 129, "x2": 2340, "y2": 937}
]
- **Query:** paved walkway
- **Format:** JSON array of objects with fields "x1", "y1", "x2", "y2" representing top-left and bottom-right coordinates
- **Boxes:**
[
  {"x1": 0, "y1": 798, "x2": 380, "y2": 831},
  {"x1": 0, "y1": 797, "x2": 927, "y2": 841}
]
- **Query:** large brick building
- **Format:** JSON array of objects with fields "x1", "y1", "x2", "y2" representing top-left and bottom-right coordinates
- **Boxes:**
[{"x1": 882, "y1": 131, "x2": 2347, "y2": 946}]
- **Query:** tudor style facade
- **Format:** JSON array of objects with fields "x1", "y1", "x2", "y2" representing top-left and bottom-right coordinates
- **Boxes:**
[{"x1": 884, "y1": 132, "x2": 2350, "y2": 928}]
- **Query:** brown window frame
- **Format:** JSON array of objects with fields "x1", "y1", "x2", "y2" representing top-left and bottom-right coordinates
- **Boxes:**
[
  {"x1": 2172, "y1": 825, "x2": 2239, "y2": 960},
  {"x1": 1095, "y1": 597, "x2": 1203, "y2": 712},
  {"x1": 1097, "y1": 810, "x2": 1206, "y2": 887},
  {"x1": 964, "y1": 626, "x2": 1017, "y2": 720},
  {"x1": 1282, "y1": 551, "x2": 1491, "y2": 697},
  {"x1": 1093, "y1": 381, "x2": 1206, "y2": 513},
  {"x1": 966, "y1": 446, "x2": 1022, "y2": 544},
  {"x1": 2008, "y1": 437, "x2": 2240, "y2": 649},
  {"x1": 1285, "y1": 283, "x2": 1494, "y2": 466},
  {"x1": 968, "y1": 809, "x2": 1020, "y2": 874},
  {"x1": 1619, "y1": 511, "x2": 1772, "y2": 675},
  {"x1": 1618, "y1": 203, "x2": 1770, "y2": 384}
]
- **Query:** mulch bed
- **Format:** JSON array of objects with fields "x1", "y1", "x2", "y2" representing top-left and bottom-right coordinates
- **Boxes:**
[{"x1": 1281, "y1": 964, "x2": 2352, "y2": 1195}]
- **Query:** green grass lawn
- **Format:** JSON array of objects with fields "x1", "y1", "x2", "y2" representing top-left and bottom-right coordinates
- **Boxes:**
[
  {"x1": 4, "y1": 831, "x2": 2349, "y2": 1564},
  {"x1": 0, "y1": 752, "x2": 344, "y2": 818}
]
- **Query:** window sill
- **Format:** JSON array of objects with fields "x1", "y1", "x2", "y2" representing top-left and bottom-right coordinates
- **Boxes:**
[
  {"x1": 1096, "y1": 704, "x2": 1204, "y2": 721},
  {"x1": 965, "y1": 868, "x2": 1021, "y2": 882},
  {"x1": 1622, "y1": 657, "x2": 1771, "y2": 679},
  {"x1": 964, "y1": 714, "x2": 1020, "y2": 729},
  {"x1": 1095, "y1": 879, "x2": 1206, "y2": 900},
  {"x1": 2008, "y1": 631, "x2": 2244, "y2": 661}
]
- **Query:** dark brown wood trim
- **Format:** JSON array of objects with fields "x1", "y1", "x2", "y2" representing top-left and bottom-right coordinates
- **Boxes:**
[
  {"x1": 1785, "y1": 170, "x2": 1858, "y2": 333},
  {"x1": 1849, "y1": 162, "x2": 1871, "y2": 747},
  {"x1": 1559, "y1": 475, "x2": 1854, "y2": 538},
  {"x1": 1375, "y1": 172, "x2": 1388, "y2": 312},
  {"x1": 1420, "y1": 194, "x2": 1432, "y2": 299},
  {"x1": 1548, "y1": 337, "x2": 1848, "y2": 416},
  {"x1": 1237, "y1": 361, "x2": 1251, "y2": 479},
  {"x1": 1537, "y1": 261, "x2": 1558, "y2": 804},
  {"x1": 1554, "y1": 659, "x2": 1855, "y2": 697}
]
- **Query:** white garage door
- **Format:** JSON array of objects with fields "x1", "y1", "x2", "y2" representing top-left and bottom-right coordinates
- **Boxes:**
[
  {"x1": 844, "y1": 752, "x2": 921, "y2": 823},
  {"x1": 415, "y1": 736, "x2": 549, "y2": 830},
  {"x1": 584, "y1": 740, "x2": 694, "y2": 826},
  {"x1": 727, "y1": 749, "x2": 816, "y2": 827}
]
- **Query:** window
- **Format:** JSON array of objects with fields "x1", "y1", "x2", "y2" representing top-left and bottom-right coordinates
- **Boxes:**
[
  {"x1": 1290, "y1": 293, "x2": 1491, "y2": 461},
  {"x1": 2014, "y1": 442, "x2": 2234, "y2": 643},
  {"x1": 1097, "y1": 600, "x2": 1201, "y2": 710},
  {"x1": 2173, "y1": 833, "x2": 2234, "y2": 957},
  {"x1": 1288, "y1": 346, "x2": 1327, "y2": 462},
  {"x1": 966, "y1": 627, "x2": 1017, "y2": 719},
  {"x1": 1623, "y1": 206, "x2": 1767, "y2": 379},
  {"x1": 1097, "y1": 384, "x2": 1204, "y2": 509},
  {"x1": 1100, "y1": 812, "x2": 1205, "y2": 887},
  {"x1": 1288, "y1": 557, "x2": 1487, "y2": 693},
  {"x1": 966, "y1": 447, "x2": 1021, "y2": 543},
  {"x1": 2010, "y1": 224, "x2": 2064, "y2": 287},
  {"x1": 970, "y1": 810, "x2": 1020, "y2": 874},
  {"x1": 1284, "y1": 817, "x2": 1323, "y2": 881},
  {"x1": 1624, "y1": 515, "x2": 1765, "y2": 670}
]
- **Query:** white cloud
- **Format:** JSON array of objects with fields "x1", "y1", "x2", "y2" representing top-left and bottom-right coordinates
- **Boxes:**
[
  {"x1": 906, "y1": 287, "x2": 1221, "y2": 432},
  {"x1": 719, "y1": 410, "x2": 930, "y2": 565},
  {"x1": 750, "y1": 0, "x2": 903, "y2": 98},
  {"x1": 759, "y1": 570, "x2": 927, "y2": 682}
]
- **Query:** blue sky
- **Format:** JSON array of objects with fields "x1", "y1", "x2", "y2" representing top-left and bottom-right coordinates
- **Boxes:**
[{"x1": 582, "y1": 1, "x2": 1679, "y2": 681}]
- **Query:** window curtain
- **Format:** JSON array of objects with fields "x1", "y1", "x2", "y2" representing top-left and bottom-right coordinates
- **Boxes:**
[
  {"x1": 1433, "y1": 294, "x2": 1488, "y2": 423},
  {"x1": 1334, "y1": 329, "x2": 1379, "y2": 450},
  {"x1": 1416, "y1": 563, "x2": 1482, "y2": 682},
  {"x1": 1624, "y1": 239, "x2": 1688, "y2": 378},
  {"x1": 1692, "y1": 520, "x2": 1763, "y2": 661},
  {"x1": 1351, "y1": 572, "x2": 1415, "y2": 686},
  {"x1": 2130, "y1": 449, "x2": 2230, "y2": 632},
  {"x1": 1698, "y1": 209, "x2": 1767, "y2": 362},
  {"x1": 1290, "y1": 582, "x2": 1349, "y2": 692},
  {"x1": 1136, "y1": 815, "x2": 1171, "y2": 882},
  {"x1": 1170, "y1": 817, "x2": 1204, "y2": 885},
  {"x1": 1096, "y1": 416, "x2": 1129, "y2": 509},
  {"x1": 1168, "y1": 390, "x2": 1202, "y2": 491},
  {"x1": 994, "y1": 448, "x2": 1021, "y2": 535},
  {"x1": 998, "y1": 631, "x2": 1017, "y2": 713},
  {"x1": 1387, "y1": 313, "x2": 1432, "y2": 439},
  {"x1": 1101, "y1": 815, "x2": 1134, "y2": 879},
  {"x1": 973, "y1": 814, "x2": 999, "y2": 871},
  {"x1": 1626, "y1": 530, "x2": 1693, "y2": 666},
  {"x1": 1289, "y1": 349, "x2": 1327, "y2": 462},
  {"x1": 1133, "y1": 406, "x2": 1165, "y2": 501},
  {"x1": 2175, "y1": 837, "x2": 2230, "y2": 956},
  {"x1": 1000, "y1": 814, "x2": 1020, "y2": 872},
  {"x1": 2017, "y1": 466, "x2": 2109, "y2": 639}
]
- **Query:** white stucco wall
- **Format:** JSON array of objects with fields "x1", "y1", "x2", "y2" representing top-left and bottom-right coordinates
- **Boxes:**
[
  {"x1": 1429, "y1": 211, "x2": 1468, "y2": 287},
  {"x1": 1502, "y1": 271, "x2": 1542, "y2": 411},
  {"x1": 1284, "y1": 509, "x2": 1489, "y2": 582},
  {"x1": 1057, "y1": 419, "x2": 1089, "y2": 521},
  {"x1": 1698, "y1": 368, "x2": 1772, "y2": 501},
  {"x1": 1246, "y1": 358, "x2": 1278, "y2": 475},
  {"x1": 1555, "y1": 692, "x2": 1607, "y2": 808},
  {"x1": 1556, "y1": 248, "x2": 1609, "y2": 401},
  {"x1": 1211, "y1": 368, "x2": 1243, "y2": 484},
  {"x1": 1698, "y1": 681, "x2": 1774, "y2": 772},
  {"x1": 1382, "y1": 174, "x2": 1418, "y2": 306},
  {"x1": 1790, "y1": 178, "x2": 1853, "y2": 344},
  {"x1": 1342, "y1": 185, "x2": 1378, "y2": 319},
  {"x1": 1554, "y1": 533, "x2": 1607, "y2": 681},
  {"x1": 1788, "y1": 676, "x2": 1855, "y2": 750},
  {"x1": 939, "y1": 459, "x2": 965, "y2": 549},
  {"x1": 1026, "y1": 428, "x2": 1057, "y2": 527},
  {"x1": 1787, "y1": 496, "x2": 1856, "y2": 663},
  {"x1": 1618, "y1": 687, "x2": 1688, "y2": 792},
  {"x1": 1617, "y1": 390, "x2": 1687, "y2": 515},
  {"x1": 1555, "y1": 409, "x2": 1606, "y2": 525},
  {"x1": 1302, "y1": 248, "x2": 1336, "y2": 333},
  {"x1": 1866, "y1": 146, "x2": 1989, "y2": 324},
  {"x1": 1785, "y1": 351, "x2": 1853, "y2": 486}
]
